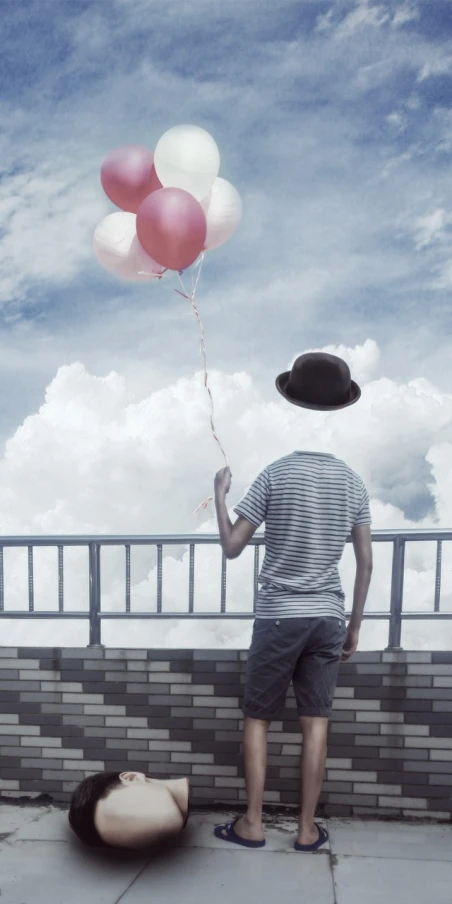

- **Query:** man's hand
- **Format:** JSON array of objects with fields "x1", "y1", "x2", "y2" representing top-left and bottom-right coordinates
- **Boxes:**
[
  {"x1": 214, "y1": 466, "x2": 232, "y2": 497},
  {"x1": 341, "y1": 625, "x2": 360, "y2": 662}
]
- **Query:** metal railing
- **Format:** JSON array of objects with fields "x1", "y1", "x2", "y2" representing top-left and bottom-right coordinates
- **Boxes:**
[{"x1": 0, "y1": 529, "x2": 450, "y2": 650}]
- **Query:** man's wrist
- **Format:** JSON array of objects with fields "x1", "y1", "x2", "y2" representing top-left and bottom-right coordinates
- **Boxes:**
[{"x1": 348, "y1": 618, "x2": 361, "y2": 632}]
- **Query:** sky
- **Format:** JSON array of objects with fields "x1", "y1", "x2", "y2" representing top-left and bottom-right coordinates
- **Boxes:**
[{"x1": 0, "y1": 0, "x2": 452, "y2": 649}]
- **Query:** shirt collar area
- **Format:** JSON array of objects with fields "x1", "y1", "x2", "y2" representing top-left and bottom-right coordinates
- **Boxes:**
[{"x1": 294, "y1": 450, "x2": 335, "y2": 457}]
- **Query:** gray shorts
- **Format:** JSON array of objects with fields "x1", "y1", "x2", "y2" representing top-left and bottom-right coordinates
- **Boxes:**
[{"x1": 243, "y1": 616, "x2": 347, "y2": 720}]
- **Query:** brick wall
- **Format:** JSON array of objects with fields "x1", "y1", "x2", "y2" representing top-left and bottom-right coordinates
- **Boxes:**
[{"x1": 1, "y1": 646, "x2": 451, "y2": 820}]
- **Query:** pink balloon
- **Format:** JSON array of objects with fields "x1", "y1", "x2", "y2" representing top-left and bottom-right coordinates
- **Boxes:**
[
  {"x1": 136, "y1": 188, "x2": 207, "y2": 271},
  {"x1": 100, "y1": 145, "x2": 155, "y2": 213}
]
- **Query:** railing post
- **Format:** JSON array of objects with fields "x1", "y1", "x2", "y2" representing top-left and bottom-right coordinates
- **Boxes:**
[
  {"x1": 220, "y1": 553, "x2": 227, "y2": 614},
  {"x1": 434, "y1": 540, "x2": 442, "y2": 612},
  {"x1": 87, "y1": 542, "x2": 104, "y2": 648},
  {"x1": 385, "y1": 535, "x2": 405, "y2": 651}
]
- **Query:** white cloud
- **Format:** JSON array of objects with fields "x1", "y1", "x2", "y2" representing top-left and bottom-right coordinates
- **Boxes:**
[
  {"x1": 325, "y1": 0, "x2": 418, "y2": 34},
  {"x1": 289, "y1": 338, "x2": 381, "y2": 385},
  {"x1": 315, "y1": 9, "x2": 335, "y2": 33},
  {"x1": 0, "y1": 158, "x2": 107, "y2": 305},
  {"x1": 392, "y1": 3, "x2": 420, "y2": 28},
  {"x1": 412, "y1": 208, "x2": 451, "y2": 250},
  {"x1": 417, "y1": 56, "x2": 452, "y2": 83},
  {"x1": 0, "y1": 337, "x2": 451, "y2": 651},
  {"x1": 433, "y1": 258, "x2": 452, "y2": 290},
  {"x1": 333, "y1": 2, "x2": 390, "y2": 39},
  {"x1": 409, "y1": 208, "x2": 452, "y2": 288},
  {"x1": 384, "y1": 111, "x2": 409, "y2": 133}
]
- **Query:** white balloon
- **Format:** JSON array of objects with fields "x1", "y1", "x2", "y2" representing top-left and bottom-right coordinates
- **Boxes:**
[
  {"x1": 93, "y1": 212, "x2": 164, "y2": 281},
  {"x1": 201, "y1": 177, "x2": 242, "y2": 250},
  {"x1": 154, "y1": 125, "x2": 220, "y2": 202}
]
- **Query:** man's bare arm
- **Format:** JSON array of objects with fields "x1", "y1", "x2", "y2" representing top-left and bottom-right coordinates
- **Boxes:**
[
  {"x1": 215, "y1": 493, "x2": 257, "y2": 559},
  {"x1": 341, "y1": 524, "x2": 373, "y2": 661},
  {"x1": 349, "y1": 523, "x2": 373, "y2": 630}
]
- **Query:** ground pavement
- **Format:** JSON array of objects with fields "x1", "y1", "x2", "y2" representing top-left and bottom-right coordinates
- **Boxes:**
[{"x1": 0, "y1": 803, "x2": 451, "y2": 903}]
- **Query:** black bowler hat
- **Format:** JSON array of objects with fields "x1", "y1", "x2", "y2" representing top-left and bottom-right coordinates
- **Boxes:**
[{"x1": 275, "y1": 352, "x2": 361, "y2": 411}]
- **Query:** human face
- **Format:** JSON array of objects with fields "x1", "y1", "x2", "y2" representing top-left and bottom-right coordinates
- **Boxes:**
[{"x1": 94, "y1": 773, "x2": 189, "y2": 850}]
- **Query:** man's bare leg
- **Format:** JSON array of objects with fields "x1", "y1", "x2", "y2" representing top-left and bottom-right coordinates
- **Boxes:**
[
  {"x1": 226, "y1": 715, "x2": 269, "y2": 842},
  {"x1": 297, "y1": 715, "x2": 329, "y2": 845}
]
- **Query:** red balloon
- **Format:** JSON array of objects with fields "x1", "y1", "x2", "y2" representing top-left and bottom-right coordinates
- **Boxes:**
[
  {"x1": 136, "y1": 188, "x2": 207, "y2": 271},
  {"x1": 100, "y1": 145, "x2": 155, "y2": 213}
]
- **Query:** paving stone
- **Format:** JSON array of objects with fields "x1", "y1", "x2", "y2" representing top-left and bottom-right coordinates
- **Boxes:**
[
  {"x1": 354, "y1": 782, "x2": 401, "y2": 795},
  {"x1": 380, "y1": 724, "x2": 429, "y2": 736},
  {"x1": 382, "y1": 676, "x2": 432, "y2": 687},
  {"x1": 329, "y1": 793, "x2": 378, "y2": 806},
  {"x1": 356, "y1": 711, "x2": 404, "y2": 722},
  {"x1": 63, "y1": 715, "x2": 105, "y2": 726},
  {"x1": 105, "y1": 738, "x2": 148, "y2": 750},
  {"x1": 147, "y1": 650, "x2": 194, "y2": 661},
  {"x1": 328, "y1": 770, "x2": 377, "y2": 782},
  {"x1": 171, "y1": 753, "x2": 214, "y2": 764},
  {"x1": 407, "y1": 665, "x2": 452, "y2": 676},
  {"x1": 406, "y1": 737, "x2": 452, "y2": 748},
  {"x1": 0, "y1": 669, "x2": 19, "y2": 679},
  {"x1": 380, "y1": 796, "x2": 427, "y2": 808},
  {"x1": 382, "y1": 652, "x2": 432, "y2": 663},
  {"x1": 194, "y1": 651, "x2": 238, "y2": 661},
  {"x1": 330, "y1": 723, "x2": 379, "y2": 734},
  {"x1": 82, "y1": 727, "x2": 125, "y2": 739},
  {"x1": 332, "y1": 699, "x2": 381, "y2": 710},
  {"x1": 0, "y1": 681, "x2": 40, "y2": 691},
  {"x1": 356, "y1": 665, "x2": 406, "y2": 675},
  {"x1": 407, "y1": 688, "x2": 452, "y2": 699}
]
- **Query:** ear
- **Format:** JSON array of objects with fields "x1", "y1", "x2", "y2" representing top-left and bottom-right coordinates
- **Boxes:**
[{"x1": 119, "y1": 772, "x2": 146, "y2": 782}]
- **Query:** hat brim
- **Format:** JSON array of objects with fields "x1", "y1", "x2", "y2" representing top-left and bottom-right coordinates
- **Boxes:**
[{"x1": 275, "y1": 372, "x2": 361, "y2": 411}]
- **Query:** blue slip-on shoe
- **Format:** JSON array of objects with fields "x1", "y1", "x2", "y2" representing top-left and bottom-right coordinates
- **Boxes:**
[
  {"x1": 214, "y1": 816, "x2": 266, "y2": 848},
  {"x1": 294, "y1": 824, "x2": 329, "y2": 852}
]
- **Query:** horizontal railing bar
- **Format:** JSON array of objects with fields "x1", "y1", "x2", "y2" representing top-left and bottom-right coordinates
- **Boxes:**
[
  {"x1": 0, "y1": 531, "x2": 450, "y2": 648},
  {"x1": 0, "y1": 612, "x2": 96, "y2": 618},
  {"x1": 0, "y1": 529, "x2": 451, "y2": 547},
  {"x1": 0, "y1": 610, "x2": 450, "y2": 620}
]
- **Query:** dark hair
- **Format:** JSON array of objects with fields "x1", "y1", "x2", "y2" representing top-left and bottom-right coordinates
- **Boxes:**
[{"x1": 68, "y1": 771, "x2": 123, "y2": 848}]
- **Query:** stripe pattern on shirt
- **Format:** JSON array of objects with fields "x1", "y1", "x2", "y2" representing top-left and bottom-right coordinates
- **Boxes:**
[{"x1": 233, "y1": 451, "x2": 372, "y2": 619}]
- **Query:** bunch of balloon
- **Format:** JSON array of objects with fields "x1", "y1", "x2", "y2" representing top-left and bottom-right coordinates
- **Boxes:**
[
  {"x1": 93, "y1": 125, "x2": 242, "y2": 278},
  {"x1": 94, "y1": 126, "x2": 242, "y2": 513}
]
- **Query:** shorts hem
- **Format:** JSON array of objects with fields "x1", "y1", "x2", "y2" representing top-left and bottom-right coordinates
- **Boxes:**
[
  {"x1": 298, "y1": 708, "x2": 331, "y2": 718},
  {"x1": 242, "y1": 707, "x2": 280, "y2": 721}
]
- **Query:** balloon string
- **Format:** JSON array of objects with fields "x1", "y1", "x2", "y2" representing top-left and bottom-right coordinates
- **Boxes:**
[{"x1": 172, "y1": 255, "x2": 229, "y2": 515}]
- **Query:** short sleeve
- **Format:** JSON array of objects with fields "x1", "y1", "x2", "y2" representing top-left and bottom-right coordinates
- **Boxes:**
[
  {"x1": 233, "y1": 468, "x2": 270, "y2": 528},
  {"x1": 354, "y1": 482, "x2": 372, "y2": 526}
]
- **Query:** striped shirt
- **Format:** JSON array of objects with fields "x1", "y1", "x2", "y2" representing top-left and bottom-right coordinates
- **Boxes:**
[{"x1": 233, "y1": 451, "x2": 372, "y2": 619}]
